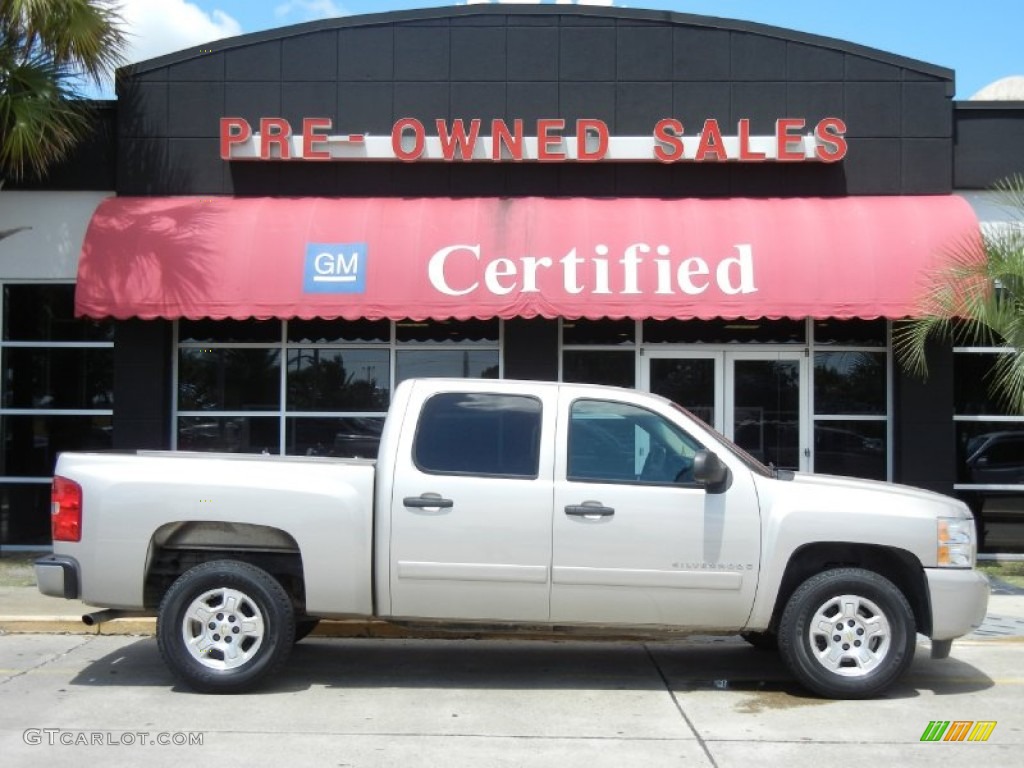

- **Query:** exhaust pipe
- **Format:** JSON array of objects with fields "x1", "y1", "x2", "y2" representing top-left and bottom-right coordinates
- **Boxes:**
[{"x1": 82, "y1": 609, "x2": 128, "y2": 626}]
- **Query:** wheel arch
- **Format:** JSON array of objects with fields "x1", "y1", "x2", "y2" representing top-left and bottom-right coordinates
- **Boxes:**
[
  {"x1": 144, "y1": 521, "x2": 306, "y2": 613},
  {"x1": 768, "y1": 542, "x2": 930, "y2": 637}
]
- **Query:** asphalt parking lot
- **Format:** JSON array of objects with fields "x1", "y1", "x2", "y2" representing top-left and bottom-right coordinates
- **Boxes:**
[{"x1": 0, "y1": 632, "x2": 1020, "y2": 767}]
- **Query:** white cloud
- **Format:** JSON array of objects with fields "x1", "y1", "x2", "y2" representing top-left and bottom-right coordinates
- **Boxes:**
[
  {"x1": 119, "y1": 0, "x2": 243, "y2": 64},
  {"x1": 274, "y1": 0, "x2": 348, "y2": 21}
]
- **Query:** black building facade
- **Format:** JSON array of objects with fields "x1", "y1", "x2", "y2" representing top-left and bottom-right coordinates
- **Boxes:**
[{"x1": 3, "y1": 4, "x2": 1024, "y2": 551}]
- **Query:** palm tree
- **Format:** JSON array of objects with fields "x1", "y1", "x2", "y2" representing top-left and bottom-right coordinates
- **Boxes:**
[
  {"x1": 894, "y1": 175, "x2": 1024, "y2": 413},
  {"x1": 0, "y1": 0, "x2": 126, "y2": 182}
]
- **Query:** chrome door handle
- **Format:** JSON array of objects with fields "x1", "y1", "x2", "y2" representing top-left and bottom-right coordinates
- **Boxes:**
[
  {"x1": 403, "y1": 495, "x2": 454, "y2": 509},
  {"x1": 565, "y1": 503, "x2": 615, "y2": 517}
]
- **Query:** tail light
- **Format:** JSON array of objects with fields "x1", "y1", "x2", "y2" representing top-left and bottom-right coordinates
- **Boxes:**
[{"x1": 51, "y1": 476, "x2": 83, "y2": 542}]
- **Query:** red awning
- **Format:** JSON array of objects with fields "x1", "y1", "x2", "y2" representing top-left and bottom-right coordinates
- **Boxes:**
[{"x1": 75, "y1": 195, "x2": 980, "y2": 321}]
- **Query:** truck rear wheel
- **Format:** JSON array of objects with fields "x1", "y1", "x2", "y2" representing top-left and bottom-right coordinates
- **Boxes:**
[
  {"x1": 157, "y1": 560, "x2": 295, "y2": 693},
  {"x1": 778, "y1": 567, "x2": 915, "y2": 699}
]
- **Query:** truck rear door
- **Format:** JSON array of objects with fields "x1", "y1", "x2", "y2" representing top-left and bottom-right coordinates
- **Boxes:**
[{"x1": 386, "y1": 380, "x2": 557, "y2": 622}]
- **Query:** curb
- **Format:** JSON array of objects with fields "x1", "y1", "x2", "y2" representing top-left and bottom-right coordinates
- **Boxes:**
[{"x1": 0, "y1": 616, "x2": 156, "y2": 635}]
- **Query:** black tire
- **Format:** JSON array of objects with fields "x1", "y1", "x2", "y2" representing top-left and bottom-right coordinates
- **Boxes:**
[
  {"x1": 778, "y1": 567, "x2": 915, "y2": 699},
  {"x1": 740, "y1": 630, "x2": 778, "y2": 651},
  {"x1": 294, "y1": 618, "x2": 321, "y2": 643},
  {"x1": 157, "y1": 560, "x2": 295, "y2": 694}
]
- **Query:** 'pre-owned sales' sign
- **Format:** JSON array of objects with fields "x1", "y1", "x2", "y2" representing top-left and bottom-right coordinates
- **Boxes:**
[{"x1": 220, "y1": 116, "x2": 848, "y2": 163}]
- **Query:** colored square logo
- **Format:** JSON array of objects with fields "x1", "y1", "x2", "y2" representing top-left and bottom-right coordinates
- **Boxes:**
[{"x1": 304, "y1": 243, "x2": 368, "y2": 293}]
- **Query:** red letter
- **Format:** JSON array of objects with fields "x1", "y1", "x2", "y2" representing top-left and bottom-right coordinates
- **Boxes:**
[
  {"x1": 302, "y1": 117, "x2": 332, "y2": 160},
  {"x1": 576, "y1": 119, "x2": 609, "y2": 161},
  {"x1": 492, "y1": 119, "x2": 524, "y2": 161},
  {"x1": 738, "y1": 119, "x2": 766, "y2": 161},
  {"x1": 392, "y1": 118, "x2": 425, "y2": 161},
  {"x1": 259, "y1": 117, "x2": 292, "y2": 160},
  {"x1": 653, "y1": 118, "x2": 684, "y2": 163},
  {"x1": 814, "y1": 117, "x2": 848, "y2": 162},
  {"x1": 537, "y1": 119, "x2": 566, "y2": 161},
  {"x1": 220, "y1": 117, "x2": 251, "y2": 159},
  {"x1": 776, "y1": 118, "x2": 806, "y2": 161},
  {"x1": 436, "y1": 119, "x2": 481, "y2": 161},
  {"x1": 695, "y1": 119, "x2": 726, "y2": 161}
]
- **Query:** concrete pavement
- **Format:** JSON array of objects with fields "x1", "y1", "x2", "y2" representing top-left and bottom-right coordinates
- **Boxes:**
[{"x1": 1, "y1": 631, "x2": 1021, "y2": 767}]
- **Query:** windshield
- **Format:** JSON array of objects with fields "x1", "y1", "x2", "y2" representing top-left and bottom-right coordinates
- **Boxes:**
[{"x1": 668, "y1": 401, "x2": 774, "y2": 478}]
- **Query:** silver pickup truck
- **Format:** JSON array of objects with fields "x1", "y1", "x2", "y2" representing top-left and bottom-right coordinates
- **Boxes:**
[{"x1": 35, "y1": 378, "x2": 989, "y2": 698}]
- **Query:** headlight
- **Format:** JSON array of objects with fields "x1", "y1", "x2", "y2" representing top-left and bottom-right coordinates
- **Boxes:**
[{"x1": 937, "y1": 517, "x2": 975, "y2": 567}]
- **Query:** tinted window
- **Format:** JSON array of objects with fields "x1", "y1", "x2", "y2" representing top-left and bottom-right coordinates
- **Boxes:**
[
  {"x1": 414, "y1": 393, "x2": 541, "y2": 478},
  {"x1": 568, "y1": 399, "x2": 703, "y2": 485},
  {"x1": 814, "y1": 351, "x2": 886, "y2": 415},
  {"x1": 562, "y1": 351, "x2": 635, "y2": 388},
  {"x1": 3, "y1": 284, "x2": 113, "y2": 341},
  {"x1": 957, "y1": 423, "x2": 1024, "y2": 485},
  {"x1": 643, "y1": 318, "x2": 805, "y2": 344},
  {"x1": 562, "y1": 318, "x2": 635, "y2": 345}
]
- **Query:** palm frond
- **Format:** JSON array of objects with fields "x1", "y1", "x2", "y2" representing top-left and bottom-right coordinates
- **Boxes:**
[
  {"x1": 0, "y1": 0, "x2": 124, "y2": 180},
  {"x1": 896, "y1": 175, "x2": 1024, "y2": 413}
]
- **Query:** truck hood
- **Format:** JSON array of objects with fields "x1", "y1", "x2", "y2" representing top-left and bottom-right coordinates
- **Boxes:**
[{"x1": 783, "y1": 472, "x2": 972, "y2": 519}]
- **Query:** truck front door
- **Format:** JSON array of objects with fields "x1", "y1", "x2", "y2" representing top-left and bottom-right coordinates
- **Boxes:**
[{"x1": 550, "y1": 394, "x2": 761, "y2": 629}]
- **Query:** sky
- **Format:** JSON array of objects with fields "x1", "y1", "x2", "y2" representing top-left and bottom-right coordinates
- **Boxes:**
[{"x1": 109, "y1": 0, "x2": 1023, "y2": 100}]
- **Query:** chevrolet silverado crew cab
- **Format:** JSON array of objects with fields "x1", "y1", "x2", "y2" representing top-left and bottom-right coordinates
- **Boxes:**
[{"x1": 35, "y1": 378, "x2": 989, "y2": 698}]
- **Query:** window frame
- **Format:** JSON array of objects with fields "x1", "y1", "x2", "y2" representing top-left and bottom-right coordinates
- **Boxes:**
[
  {"x1": 173, "y1": 319, "x2": 503, "y2": 455},
  {"x1": 0, "y1": 281, "x2": 114, "y2": 548}
]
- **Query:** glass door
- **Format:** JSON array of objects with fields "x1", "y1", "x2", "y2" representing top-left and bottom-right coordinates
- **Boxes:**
[
  {"x1": 644, "y1": 350, "x2": 809, "y2": 472},
  {"x1": 725, "y1": 352, "x2": 807, "y2": 471},
  {"x1": 645, "y1": 352, "x2": 722, "y2": 432}
]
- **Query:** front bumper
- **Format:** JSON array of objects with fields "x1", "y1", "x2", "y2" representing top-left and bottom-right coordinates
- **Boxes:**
[
  {"x1": 925, "y1": 567, "x2": 990, "y2": 641},
  {"x1": 34, "y1": 555, "x2": 81, "y2": 600}
]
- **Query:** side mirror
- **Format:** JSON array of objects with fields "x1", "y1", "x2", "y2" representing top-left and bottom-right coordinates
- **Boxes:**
[{"x1": 693, "y1": 449, "x2": 731, "y2": 494}]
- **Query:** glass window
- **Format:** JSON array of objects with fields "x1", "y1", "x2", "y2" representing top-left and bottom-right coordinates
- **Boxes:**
[
  {"x1": 2, "y1": 283, "x2": 115, "y2": 545},
  {"x1": 814, "y1": 319, "x2": 887, "y2": 346},
  {"x1": 958, "y1": 490, "x2": 1024, "y2": 553},
  {"x1": 396, "y1": 349, "x2": 498, "y2": 384},
  {"x1": 952, "y1": 348, "x2": 1024, "y2": 552},
  {"x1": 0, "y1": 484, "x2": 52, "y2": 546},
  {"x1": 568, "y1": 399, "x2": 703, "y2": 485},
  {"x1": 954, "y1": 352, "x2": 1013, "y2": 416},
  {"x1": 3, "y1": 348, "x2": 114, "y2": 409},
  {"x1": 285, "y1": 416, "x2": 383, "y2": 458},
  {"x1": 644, "y1": 318, "x2": 805, "y2": 344},
  {"x1": 178, "y1": 349, "x2": 281, "y2": 411},
  {"x1": 3, "y1": 284, "x2": 112, "y2": 341},
  {"x1": 287, "y1": 349, "x2": 390, "y2": 411},
  {"x1": 956, "y1": 422, "x2": 1024, "y2": 485},
  {"x1": 288, "y1": 318, "x2": 390, "y2": 344},
  {"x1": 176, "y1": 319, "x2": 499, "y2": 458},
  {"x1": 179, "y1": 319, "x2": 281, "y2": 344},
  {"x1": 396, "y1": 318, "x2": 498, "y2": 344},
  {"x1": 177, "y1": 416, "x2": 279, "y2": 454},
  {"x1": 562, "y1": 318, "x2": 635, "y2": 345},
  {"x1": 562, "y1": 351, "x2": 635, "y2": 388},
  {"x1": 414, "y1": 393, "x2": 541, "y2": 478},
  {"x1": 814, "y1": 351, "x2": 886, "y2": 415},
  {"x1": 648, "y1": 357, "x2": 715, "y2": 427},
  {"x1": 1, "y1": 415, "x2": 112, "y2": 476},
  {"x1": 814, "y1": 421, "x2": 887, "y2": 481}
]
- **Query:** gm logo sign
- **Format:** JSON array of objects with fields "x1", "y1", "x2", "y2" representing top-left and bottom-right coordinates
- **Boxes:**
[{"x1": 304, "y1": 243, "x2": 367, "y2": 293}]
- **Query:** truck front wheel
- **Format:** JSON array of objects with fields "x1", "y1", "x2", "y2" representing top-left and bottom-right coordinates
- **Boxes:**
[
  {"x1": 157, "y1": 560, "x2": 295, "y2": 693},
  {"x1": 778, "y1": 568, "x2": 915, "y2": 699}
]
